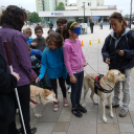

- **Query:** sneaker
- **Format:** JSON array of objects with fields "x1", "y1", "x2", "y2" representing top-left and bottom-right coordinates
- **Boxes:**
[
  {"x1": 72, "y1": 108, "x2": 83, "y2": 117},
  {"x1": 77, "y1": 104, "x2": 87, "y2": 113},
  {"x1": 64, "y1": 98, "x2": 69, "y2": 107},
  {"x1": 31, "y1": 127, "x2": 37, "y2": 134},
  {"x1": 68, "y1": 87, "x2": 71, "y2": 93},
  {"x1": 53, "y1": 103, "x2": 59, "y2": 112},
  {"x1": 119, "y1": 109, "x2": 129, "y2": 117},
  {"x1": 106, "y1": 104, "x2": 119, "y2": 109},
  {"x1": 66, "y1": 84, "x2": 70, "y2": 90}
]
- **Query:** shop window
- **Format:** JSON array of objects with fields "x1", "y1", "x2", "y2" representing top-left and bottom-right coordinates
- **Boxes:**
[{"x1": 88, "y1": 2, "x2": 91, "y2": 6}]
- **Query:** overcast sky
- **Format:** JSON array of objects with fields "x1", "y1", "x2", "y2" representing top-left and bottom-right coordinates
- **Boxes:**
[{"x1": 0, "y1": 0, "x2": 133, "y2": 15}]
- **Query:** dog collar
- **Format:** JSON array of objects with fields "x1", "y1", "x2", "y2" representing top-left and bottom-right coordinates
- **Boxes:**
[{"x1": 30, "y1": 99, "x2": 37, "y2": 105}]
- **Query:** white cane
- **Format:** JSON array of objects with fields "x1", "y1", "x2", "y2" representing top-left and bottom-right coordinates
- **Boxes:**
[{"x1": 4, "y1": 41, "x2": 27, "y2": 134}]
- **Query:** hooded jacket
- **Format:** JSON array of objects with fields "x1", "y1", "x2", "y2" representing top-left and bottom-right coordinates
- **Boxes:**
[
  {"x1": 63, "y1": 39, "x2": 86, "y2": 76},
  {"x1": 102, "y1": 28, "x2": 134, "y2": 70}
]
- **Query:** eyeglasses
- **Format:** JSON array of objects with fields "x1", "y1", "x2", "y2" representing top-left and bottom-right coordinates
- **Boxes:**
[{"x1": 109, "y1": 14, "x2": 119, "y2": 19}]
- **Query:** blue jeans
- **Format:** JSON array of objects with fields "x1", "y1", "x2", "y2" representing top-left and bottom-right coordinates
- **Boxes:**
[{"x1": 70, "y1": 71, "x2": 84, "y2": 108}]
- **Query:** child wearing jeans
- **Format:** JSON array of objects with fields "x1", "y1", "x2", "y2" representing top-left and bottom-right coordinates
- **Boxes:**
[
  {"x1": 36, "y1": 32, "x2": 68, "y2": 111},
  {"x1": 63, "y1": 21, "x2": 87, "y2": 117}
]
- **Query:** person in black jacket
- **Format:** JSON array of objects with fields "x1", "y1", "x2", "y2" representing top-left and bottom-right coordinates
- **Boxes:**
[
  {"x1": 90, "y1": 21, "x2": 94, "y2": 34},
  {"x1": 0, "y1": 52, "x2": 20, "y2": 134},
  {"x1": 102, "y1": 12, "x2": 134, "y2": 117}
]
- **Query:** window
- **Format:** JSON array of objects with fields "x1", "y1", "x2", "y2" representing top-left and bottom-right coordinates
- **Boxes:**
[{"x1": 88, "y1": 2, "x2": 91, "y2": 6}]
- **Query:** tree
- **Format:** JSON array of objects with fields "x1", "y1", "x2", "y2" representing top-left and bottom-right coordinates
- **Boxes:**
[
  {"x1": 27, "y1": 12, "x2": 41, "y2": 23},
  {"x1": 55, "y1": 2, "x2": 65, "y2": 10}
]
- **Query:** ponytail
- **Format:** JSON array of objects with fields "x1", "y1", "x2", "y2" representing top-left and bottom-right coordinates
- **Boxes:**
[{"x1": 62, "y1": 21, "x2": 79, "y2": 40}]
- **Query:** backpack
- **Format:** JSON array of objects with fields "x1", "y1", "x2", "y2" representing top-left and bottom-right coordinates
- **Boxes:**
[{"x1": 30, "y1": 55, "x2": 41, "y2": 69}]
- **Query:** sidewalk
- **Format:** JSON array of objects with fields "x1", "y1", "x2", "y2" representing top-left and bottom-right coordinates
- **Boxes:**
[{"x1": 17, "y1": 25, "x2": 134, "y2": 134}]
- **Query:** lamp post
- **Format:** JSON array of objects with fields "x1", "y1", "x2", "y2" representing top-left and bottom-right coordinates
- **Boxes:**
[
  {"x1": 130, "y1": 0, "x2": 133, "y2": 28},
  {"x1": 83, "y1": 2, "x2": 85, "y2": 23}
]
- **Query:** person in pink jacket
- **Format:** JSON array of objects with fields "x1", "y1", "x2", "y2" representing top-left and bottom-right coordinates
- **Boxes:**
[{"x1": 63, "y1": 21, "x2": 87, "y2": 117}]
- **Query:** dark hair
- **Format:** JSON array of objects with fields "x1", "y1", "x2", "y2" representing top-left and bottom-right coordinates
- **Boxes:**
[
  {"x1": 62, "y1": 21, "x2": 79, "y2": 40},
  {"x1": 0, "y1": 5, "x2": 27, "y2": 31},
  {"x1": 34, "y1": 26, "x2": 43, "y2": 32},
  {"x1": 46, "y1": 32, "x2": 63, "y2": 48},
  {"x1": 47, "y1": 29, "x2": 55, "y2": 34},
  {"x1": 109, "y1": 12, "x2": 128, "y2": 29},
  {"x1": 57, "y1": 17, "x2": 68, "y2": 25}
]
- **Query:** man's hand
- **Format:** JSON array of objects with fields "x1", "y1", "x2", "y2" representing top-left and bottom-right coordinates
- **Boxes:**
[
  {"x1": 118, "y1": 50, "x2": 124, "y2": 56},
  {"x1": 105, "y1": 58, "x2": 110, "y2": 64}
]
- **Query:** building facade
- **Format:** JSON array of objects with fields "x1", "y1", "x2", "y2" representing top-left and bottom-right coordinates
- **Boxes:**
[
  {"x1": 0, "y1": 6, "x2": 6, "y2": 14},
  {"x1": 37, "y1": 0, "x2": 120, "y2": 26},
  {"x1": 39, "y1": 7, "x2": 121, "y2": 25},
  {"x1": 77, "y1": 0, "x2": 104, "y2": 10},
  {"x1": 36, "y1": 0, "x2": 69, "y2": 12}
]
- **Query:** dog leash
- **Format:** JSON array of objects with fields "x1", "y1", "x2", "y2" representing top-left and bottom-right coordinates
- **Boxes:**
[
  {"x1": 84, "y1": 70, "x2": 96, "y2": 81},
  {"x1": 87, "y1": 63, "x2": 100, "y2": 75}
]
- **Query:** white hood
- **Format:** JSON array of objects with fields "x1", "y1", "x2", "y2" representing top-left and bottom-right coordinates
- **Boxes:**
[{"x1": 110, "y1": 28, "x2": 131, "y2": 39}]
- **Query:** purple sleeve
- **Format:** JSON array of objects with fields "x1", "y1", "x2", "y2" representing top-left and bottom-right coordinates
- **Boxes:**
[{"x1": 14, "y1": 33, "x2": 37, "y2": 81}]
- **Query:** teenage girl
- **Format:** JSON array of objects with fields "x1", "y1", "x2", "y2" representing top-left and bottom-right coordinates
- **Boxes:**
[
  {"x1": 36, "y1": 32, "x2": 68, "y2": 111},
  {"x1": 63, "y1": 21, "x2": 87, "y2": 117}
]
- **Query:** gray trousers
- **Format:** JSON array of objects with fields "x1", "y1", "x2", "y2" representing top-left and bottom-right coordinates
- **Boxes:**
[{"x1": 112, "y1": 68, "x2": 131, "y2": 110}]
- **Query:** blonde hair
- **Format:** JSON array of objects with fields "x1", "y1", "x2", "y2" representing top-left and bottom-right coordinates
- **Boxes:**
[{"x1": 23, "y1": 28, "x2": 32, "y2": 36}]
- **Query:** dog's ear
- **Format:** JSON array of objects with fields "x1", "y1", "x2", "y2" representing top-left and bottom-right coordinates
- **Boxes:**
[
  {"x1": 44, "y1": 90, "x2": 50, "y2": 96},
  {"x1": 107, "y1": 71, "x2": 115, "y2": 83}
]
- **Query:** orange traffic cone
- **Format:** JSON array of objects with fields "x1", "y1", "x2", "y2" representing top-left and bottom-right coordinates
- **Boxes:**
[{"x1": 81, "y1": 40, "x2": 84, "y2": 47}]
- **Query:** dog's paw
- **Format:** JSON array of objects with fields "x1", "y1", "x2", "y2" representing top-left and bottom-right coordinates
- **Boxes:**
[
  {"x1": 82, "y1": 103, "x2": 86, "y2": 108},
  {"x1": 102, "y1": 117, "x2": 107, "y2": 123},
  {"x1": 94, "y1": 102, "x2": 99, "y2": 105},
  {"x1": 35, "y1": 113, "x2": 42, "y2": 118},
  {"x1": 110, "y1": 113, "x2": 114, "y2": 118}
]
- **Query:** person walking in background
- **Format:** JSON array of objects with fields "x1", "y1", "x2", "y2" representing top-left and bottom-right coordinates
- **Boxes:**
[
  {"x1": 90, "y1": 20, "x2": 94, "y2": 34},
  {"x1": 102, "y1": 12, "x2": 134, "y2": 117},
  {"x1": 100, "y1": 20, "x2": 103, "y2": 29},
  {"x1": 0, "y1": 5, "x2": 37, "y2": 134},
  {"x1": 63, "y1": 21, "x2": 87, "y2": 117},
  {"x1": 36, "y1": 32, "x2": 69, "y2": 112},
  {"x1": 49, "y1": 21, "x2": 53, "y2": 30}
]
